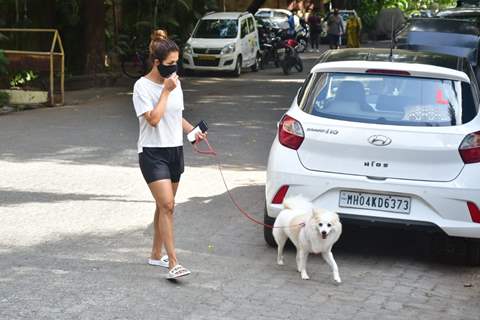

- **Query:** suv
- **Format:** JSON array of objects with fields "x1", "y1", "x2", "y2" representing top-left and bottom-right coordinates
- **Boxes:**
[
  {"x1": 265, "y1": 48, "x2": 480, "y2": 264},
  {"x1": 182, "y1": 12, "x2": 260, "y2": 77}
]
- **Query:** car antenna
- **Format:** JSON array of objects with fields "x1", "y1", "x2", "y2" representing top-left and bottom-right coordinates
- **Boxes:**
[{"x1": 389, "y1": 17, "x2": 395, "y2": 62}]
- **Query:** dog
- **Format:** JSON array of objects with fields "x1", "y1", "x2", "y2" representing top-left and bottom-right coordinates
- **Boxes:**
[{"x1": 273, "y1": 196, "x2": 342, "y2": 283}]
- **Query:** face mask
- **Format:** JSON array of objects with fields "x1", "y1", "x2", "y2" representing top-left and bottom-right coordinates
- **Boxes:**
[{"x1": 158, "y1": 64, "x2": 177, "y2": 78}]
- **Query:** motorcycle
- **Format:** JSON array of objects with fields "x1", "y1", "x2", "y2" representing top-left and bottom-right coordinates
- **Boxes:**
[
  {"x1": 295, "y1": 25, "x2": 309, "y2": 53},
  {"x1": 260, "y1": 30, "x2": 283, "y2": 69},
  {"x1": 281, "y1": 38, "x2": 303, "y2": 75}
]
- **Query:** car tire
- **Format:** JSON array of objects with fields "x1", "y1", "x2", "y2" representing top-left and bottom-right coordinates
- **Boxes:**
[
  {"x1": 251, "y1": 53, "x2": 260, "y2": 72},
  {"x1": 232, "y1": 56, "x2": 242, "y2": 77},
  {"x1": 467, "y1": 239, "x2": 480, "y2": 266},
  {"x1": 264, "y1": 204, "x2": 276, "y2": 247}
]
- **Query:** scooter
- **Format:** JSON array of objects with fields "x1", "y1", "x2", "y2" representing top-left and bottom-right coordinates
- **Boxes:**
[
  {"x1": 281, "y1": 38, "x2": 303, "y2": 75},
  {"x1": 295, "y1": 25, "x2": 309, "y2": 53}
]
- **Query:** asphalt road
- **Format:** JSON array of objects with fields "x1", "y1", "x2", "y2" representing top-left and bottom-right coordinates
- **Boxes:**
[{"x1": 0, "y1": 49, "x2": 479, "y2": 320}]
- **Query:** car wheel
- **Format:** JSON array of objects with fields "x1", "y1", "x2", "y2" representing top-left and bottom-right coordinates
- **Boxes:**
[
  {"x1": 467, "y1": 239, "x2": 480, "y2": 266},
  {"x1": 264, "y1": 204, "x2": 276, "y2": 247},
  {"x1": 251, "y1": 53, "x2": 260, "y2": 72},
  {"x1": 232, "y1": 56, "x2": 242, "y2": 77}
]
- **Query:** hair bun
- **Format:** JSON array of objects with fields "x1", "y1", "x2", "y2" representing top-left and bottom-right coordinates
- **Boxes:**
[{"x1": 151, "y1": 29, "x2": 168, "y2": 41}]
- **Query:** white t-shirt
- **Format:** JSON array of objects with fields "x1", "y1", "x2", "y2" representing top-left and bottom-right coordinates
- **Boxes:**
[{"x1": 132, "y1": 76, "x2": 184, "y2": 153}]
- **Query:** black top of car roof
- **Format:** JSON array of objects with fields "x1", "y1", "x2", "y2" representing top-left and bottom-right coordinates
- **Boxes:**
[
  {"x1": 436, "y1": 7, "x2": 480, "y2": 16},
  {"x1": 320, "y1": 48, "x2": 464, "y2": 71}
]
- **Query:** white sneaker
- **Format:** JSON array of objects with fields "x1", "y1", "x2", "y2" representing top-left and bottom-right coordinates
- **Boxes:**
[{"x1": 148, "y1": 255, "x2": 169, "y2": 268}]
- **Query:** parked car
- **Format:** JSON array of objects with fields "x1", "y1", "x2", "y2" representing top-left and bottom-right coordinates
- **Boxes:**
[
  {"x1": 182, "y1": 12, "x2": 260, "y2": 77},
  {"x1": 265, "y1": 48, "x2": 480, "y2": 264},
  {"x1": 435, "y1": 6, "x2": 480, "y2": 21},
  {"x1": 255, "y1": 8, "x2": 297, "y2": 31},
  {"x1": 395, "y1": 18, "x2": 480, "y2": 80}
]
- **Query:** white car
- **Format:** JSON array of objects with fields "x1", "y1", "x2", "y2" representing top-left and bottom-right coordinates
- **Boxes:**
[
  {"x1": 265, "y1": 48, "x2": 480, "y2": 264},
  {"x1": 255, "y1": 8, "x2": 293, "y2": 30},
  {"x1": 182, "y1": 12, "x2": 260, "y2": 77}
]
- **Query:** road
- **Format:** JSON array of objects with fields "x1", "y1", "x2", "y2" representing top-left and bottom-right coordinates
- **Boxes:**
[{"x1": 0, "y1": 50, "x2": 479, "y2": 320}]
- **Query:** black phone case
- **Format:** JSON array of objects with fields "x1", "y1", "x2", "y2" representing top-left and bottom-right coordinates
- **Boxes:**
[{"x1": 198, "y1": 120, "x2": 208, "y2": 132}]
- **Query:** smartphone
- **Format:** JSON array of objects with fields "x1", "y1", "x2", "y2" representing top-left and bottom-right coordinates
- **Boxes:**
[{"x1": 187, "y1": 120, "x2": 208, "y2": 144}]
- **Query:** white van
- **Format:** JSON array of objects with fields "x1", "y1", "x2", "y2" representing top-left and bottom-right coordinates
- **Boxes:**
[{"x1": 182, "y1": 12, "x2": 261, "y2": 76}]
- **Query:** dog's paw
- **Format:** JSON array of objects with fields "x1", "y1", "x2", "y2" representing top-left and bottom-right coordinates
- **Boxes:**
[
  {"x1": 277, "y1": 259, "x2": 284, "y2": 266},
  {"x1": 334, "y1": 276, "x2": 342, "y2": 284},
  {"x1": 301, "y1": 272, "x2": 310, "y2": 280}
]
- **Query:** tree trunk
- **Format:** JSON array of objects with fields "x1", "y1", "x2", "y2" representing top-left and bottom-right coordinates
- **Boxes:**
[
  {"x1": 84, "y1": 0, "x2": 105, "y2": 75},
  {"x1": 247, "y1": 0, "x2": 267, "y2": 14},
  {"x1": 313, "y1": 0, "x2": 325, "y2": 14}
]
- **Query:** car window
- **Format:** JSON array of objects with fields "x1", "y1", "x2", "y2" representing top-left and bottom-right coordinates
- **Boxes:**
[
  {"x1": 193, "y1": 19, "x2": 238, "y2": 38},
  {"x1": 248, "y1": 17, "x2": 255, "y2": 33},
  {"x1": 300, "y1": 72, "x2": 478, "y2": 127},
  {"x1": 273, "y1": 12, "x2": 288, "y2": 19},
  {"x1": 255, "y1": 11, "x2": 270, "y2": 18},
  {"x1": 241, "y1": 19, "x2": 248, "y2": 38}
]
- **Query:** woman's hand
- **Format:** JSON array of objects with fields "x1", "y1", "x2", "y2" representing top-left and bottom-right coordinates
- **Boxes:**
[
  {"x1": 164, "y1": 74, "x2": 178, "y2": 92},
  {"x1": 195, "y1": 131, "x2": 207, "y2": 141}
]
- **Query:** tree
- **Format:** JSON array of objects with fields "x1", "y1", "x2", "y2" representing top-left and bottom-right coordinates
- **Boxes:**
[
  {"x1": 247, "y1": 0, "x2": 267, "y2": 13},
  {"x1": 84, "y1": 0, "x2": 106, "y2": 75}
]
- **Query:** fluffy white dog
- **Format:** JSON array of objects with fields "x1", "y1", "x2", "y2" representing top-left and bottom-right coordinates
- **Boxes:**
[{"x1": 273, "y1": 196, "x2": 342, "y2": 282}]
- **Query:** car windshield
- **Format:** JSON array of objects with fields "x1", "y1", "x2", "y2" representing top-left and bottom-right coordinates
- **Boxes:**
[
  {"x1": 193, "y1": 19, "x2": 238, "y2": 39},
  {"x1": 300, "y1": 72, "x2": 478, "y2": 127}
]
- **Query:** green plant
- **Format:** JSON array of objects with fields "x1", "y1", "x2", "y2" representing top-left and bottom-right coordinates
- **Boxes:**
[
  {"x1": 0, "y1": 90, "x2": 9, "y2": 106},
  {"x1": 9, "y1": 70, "x2": 38, "y2": 88},
  {"x1": 0, "y1": 49, "x2": 8, "y2": 75}
]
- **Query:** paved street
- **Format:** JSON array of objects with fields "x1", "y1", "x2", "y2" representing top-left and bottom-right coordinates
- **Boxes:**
[{"x1": 1, "y1": 50, "x2": 479, "y2": 320}]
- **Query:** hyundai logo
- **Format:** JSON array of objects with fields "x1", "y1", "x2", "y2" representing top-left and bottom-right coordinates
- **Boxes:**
[{"x1": 368, "y1": 135, "x2": 392, "y2": 146}]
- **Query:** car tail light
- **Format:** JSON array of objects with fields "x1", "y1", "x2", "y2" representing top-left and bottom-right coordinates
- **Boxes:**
[
  {"x1": 366, "y1": 69, "x2": 410, "y2": 76},
  {"x1": 459, "y1": 131, "x2": 480, "y2": 164},
  {"x1": 278, "y1": 115, "x2": 304, "y2": 150},
  {"x1": 467, "y1": 202, "x2": 480, "y2": 223},
  {"x1": 272, "y1": 185, "x2": 289, "y2": 204}
]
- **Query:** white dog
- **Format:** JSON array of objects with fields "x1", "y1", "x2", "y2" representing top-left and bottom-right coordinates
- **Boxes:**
[{"x1": 273, "y1": 196, "x2": 342, "y2": 282}]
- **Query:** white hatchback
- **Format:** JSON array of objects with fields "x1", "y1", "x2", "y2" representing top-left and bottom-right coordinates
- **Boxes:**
[
  {"x1": 182, "y1": 11, "x2": 260, "y2": 77},
  {"x1": 265, "y1": 48, "x2": 480, "y2": 264}
]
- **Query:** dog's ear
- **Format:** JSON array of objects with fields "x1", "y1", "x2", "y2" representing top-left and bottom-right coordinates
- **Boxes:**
[
  {"x1": 312, "y1": 208, "x2": 325, "y2": 216},
  {"x1": 331, "y1": 212, "x2": 341, "y2": 224}
]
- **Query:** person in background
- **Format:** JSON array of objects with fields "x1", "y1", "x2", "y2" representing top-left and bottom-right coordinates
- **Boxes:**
[
  {"x1": 346, "y1": 12, "x2": 362, "y2": 48},
  {"x1": 307, "y1": 9, "x2": 322, "y2": 52},
  {"x1": 327, "y1": 8, "x2": 344, "y2": 49}
]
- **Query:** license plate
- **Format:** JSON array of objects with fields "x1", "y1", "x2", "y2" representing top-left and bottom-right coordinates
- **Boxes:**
[
  {"x1": 197, "y1": 55, "x2": 216, "y2": 61},
  {"x1": 339, "y1": 191, "x2": 411, "y2": 214}
]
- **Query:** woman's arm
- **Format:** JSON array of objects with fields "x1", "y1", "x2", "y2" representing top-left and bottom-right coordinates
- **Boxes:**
[
  {"x1": 182, "y1": 118, "x2": 207, "y2": 140},
  {"x1": 143, "y1": 75, "x2": 178, "y2": 127},
  {"x1": 182, "y1": 118, "x2": 194, "y2": 133}
]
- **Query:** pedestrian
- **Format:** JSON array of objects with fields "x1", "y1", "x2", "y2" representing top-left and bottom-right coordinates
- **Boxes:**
[
  {"x1": 327, "y1": 8, "x2": 344, "y2": 49},
  {"x1": 307, "y1": 9, "x2": 322, "y2": 51},
  {"x1": 346, "y1": 12, "x2": 362, "y2": 48},
  {"x1": 132, "y1": 29, "x2": 206, "y2": 280}
]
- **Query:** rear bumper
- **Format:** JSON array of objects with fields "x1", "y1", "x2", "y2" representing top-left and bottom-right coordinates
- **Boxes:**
[
  {"x1": 182, "y1": 52, "x2": 237, "y2": 71},
  {"x1": 266, "y1": 139, "x2": 480, "y2": 239}
]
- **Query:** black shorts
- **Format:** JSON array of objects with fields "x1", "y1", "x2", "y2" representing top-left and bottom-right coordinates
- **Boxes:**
[{"x1": 139, "y1": 147, "x2": 184, "y2": 184}]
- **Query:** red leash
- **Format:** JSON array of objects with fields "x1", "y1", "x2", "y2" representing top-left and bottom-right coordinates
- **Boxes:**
[{"x1": 192, "y1": 137, "x2": 304, "y2": 230}]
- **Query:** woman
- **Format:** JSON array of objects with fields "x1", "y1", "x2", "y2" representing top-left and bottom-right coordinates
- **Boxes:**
[
  {"x1": 327, "y1": 9, "x2": 344, "y2": 49},
  {"x1": 132, "y1": 29, "x2": 206, "y2": 279},
  {"x1": 346, "y1": 13, "x2": 362, "y2": 48}
]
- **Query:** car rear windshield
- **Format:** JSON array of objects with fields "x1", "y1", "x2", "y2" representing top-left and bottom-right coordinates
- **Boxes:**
[
  {"x1": 300, "y1": 72, "x2": 478, "y2": 127},
  {"x1": 193, "y1": 19, "x2": 238, "y2": 39}
]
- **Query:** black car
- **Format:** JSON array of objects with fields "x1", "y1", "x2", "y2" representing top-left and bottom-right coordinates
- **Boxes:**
[{"x1": 395, "y1": 18, "x2": 480, "y2": 80}]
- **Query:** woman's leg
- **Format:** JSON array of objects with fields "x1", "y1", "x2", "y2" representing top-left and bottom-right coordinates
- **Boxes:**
[
  {"x1": 148, "y1": 179, "x2": 179, "y2": 269},
  {"x1": 150, "y1": 182, "x2": 179, "y2": 260}
]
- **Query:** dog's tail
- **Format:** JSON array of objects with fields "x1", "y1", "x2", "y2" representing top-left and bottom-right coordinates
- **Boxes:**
[{"x1": 283, "y1": 195, "x2": 313, "y2": 213}]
